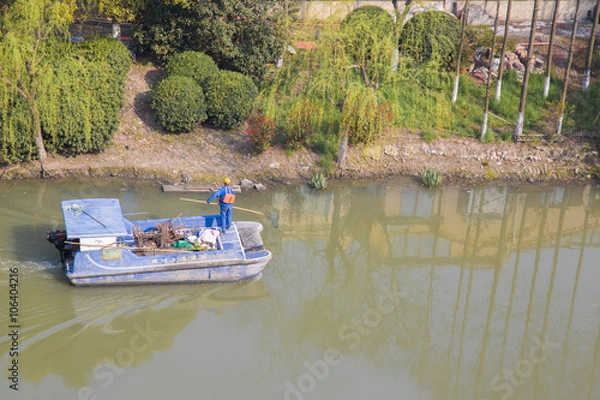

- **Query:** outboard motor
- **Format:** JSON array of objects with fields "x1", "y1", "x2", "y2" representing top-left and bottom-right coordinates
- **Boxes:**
[{"x1": 46, "y1": 230, "x2": 76, "y2": 264}]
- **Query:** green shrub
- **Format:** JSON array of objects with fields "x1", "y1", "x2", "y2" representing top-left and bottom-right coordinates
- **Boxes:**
[
  {"x1": 151, "y1": 75, "x2": 207, "y2": 133},
  {"x1": 0, "y1": 37, "x2": 129, "y2": 162},
  {"x1": 285, "y1": 98, "x2": 319, "y2": 150},
  {"x1": 342, "y1": 86, "x2": 392, "y2": 145},
  {"x1": 204, "y1": 71, "x2": 258, "y2": 129},
  {"x1": 40, "y1": 41, "x2": 128, "y2": 156},
  {"x1": 399, "y1": 11, "x2": 461, "y2": 67},
  {"x1": 165, "y1": 51, "x2": 219, "y2": 90},
  {"x1": 245, "y1": 112, "x2": 275, "y2": 153},
  {"x1": 342, "y1": 6, "x2": 395, "y2": 50},
  {"x1": 465, "y1": 25, "x2": 494, "y2": 48},
  {"x1": 569, "y1": 79, "x2": 600, "y2": 131},
  {"x1": 0, "y1": 88, "x2": 36, "y2": 163},
  {"x1": 78, "y1": 36, "x2": 132, "y2": 79},
  {"x1": 422, "y1": 128, "x2": 438, "y2": 142}
]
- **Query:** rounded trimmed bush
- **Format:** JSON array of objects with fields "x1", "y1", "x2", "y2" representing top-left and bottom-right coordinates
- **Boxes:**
[
  {"x1": 399, "y1": 10, "x2": 461, "y2": 67},
  {"x1": 204, "y1": 71, "x2": 258, "y2": 129},
  {"x1": 151, "y1": 75, "x2": 207, "y2": 133},
  {"x1": 165, "y1": 51, "x2": 219, "y2": 90},
  {"x1": 78, "y1": 36, "x2": 132, "y2": 79},
  {"x1": 341, "y1": 6, "x2": 396, "y2": 61}
]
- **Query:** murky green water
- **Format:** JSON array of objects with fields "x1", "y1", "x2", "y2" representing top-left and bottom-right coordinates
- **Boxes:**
[{"x1": 0, "y1": 178, "x2": 599, "y2": 400}]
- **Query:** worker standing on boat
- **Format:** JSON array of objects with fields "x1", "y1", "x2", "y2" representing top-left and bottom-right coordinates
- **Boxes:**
[{"x1": 206, "y1": 178, "x2": 236, "y2": 233}]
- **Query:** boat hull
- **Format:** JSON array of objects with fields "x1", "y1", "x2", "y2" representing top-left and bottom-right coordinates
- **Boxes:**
[{"x1": 68, "y1": 259, "x2": 270, "y2": 286}]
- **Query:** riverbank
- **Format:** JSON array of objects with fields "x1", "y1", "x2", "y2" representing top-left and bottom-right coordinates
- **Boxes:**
[{"x1": 1, "y1": 63, "x2": 598, "y2": 186}]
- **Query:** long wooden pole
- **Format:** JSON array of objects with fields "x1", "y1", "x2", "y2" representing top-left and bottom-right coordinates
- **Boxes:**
[{"x1": 180, "y1": 197, "x2": 270, "y2": 217}]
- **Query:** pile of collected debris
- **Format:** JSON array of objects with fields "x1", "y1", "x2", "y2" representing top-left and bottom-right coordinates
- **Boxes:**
[{"x1": 469, "y1": 44, "x2": 546, "y2": 84}]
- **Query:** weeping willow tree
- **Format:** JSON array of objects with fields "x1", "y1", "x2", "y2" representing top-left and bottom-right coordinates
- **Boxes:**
[
  {"x1": 340, "y1": 5, "x2": 396, "y2": 89},
  {"x1": 262, "y1": 6, "x2": 465, "y2": 171},
  {"x1": 39, "y1": 38, "x2": 131, "y2": 156},
  {"x1": 0, "y1": 0, "x2": 74, "y2": 171},
  {"x1": 0, "y1": 0, "x2": 130, "y2": 166},
  {"x1": 399, "y1": 10, "x2": 461, "y2": 68},
  {"x1": 334, "y1": 6, "x2": 396, "y2": 167},
  {"x1": 262, "y1": 5, "x2": 397, "y2": 169}
]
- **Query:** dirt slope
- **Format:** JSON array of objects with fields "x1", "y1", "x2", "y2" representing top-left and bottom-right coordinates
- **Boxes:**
[{"x1": 2, "y1": 62, "x2": 598, "y2": 185}]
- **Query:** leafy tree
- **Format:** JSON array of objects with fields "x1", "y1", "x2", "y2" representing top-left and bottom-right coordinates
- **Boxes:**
[
  {"x1": 340, "y1": 6, "x2": 396, "y2": 89},
  {"x1": 133, "y1": 0, "x2": 285, "y2": 82},
  {"x1": 399, "y1": 10, "x2": 461, "y2": 67},
  {"x1": 0, "y1": 0, "x2": 74, "y2": 171}
]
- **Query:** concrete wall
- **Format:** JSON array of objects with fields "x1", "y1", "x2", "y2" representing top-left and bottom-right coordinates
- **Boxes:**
[{"x1": 302, "y1": 1, "x2": 598, "y2": 22}]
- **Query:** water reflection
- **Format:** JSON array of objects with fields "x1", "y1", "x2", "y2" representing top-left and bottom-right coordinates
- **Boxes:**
[
  {"x1": 0, "y1": 179, "x2": 599, "y2": 399},
  {"x1": 268, "y1": 182, "x2": 600, "y2": 400}
]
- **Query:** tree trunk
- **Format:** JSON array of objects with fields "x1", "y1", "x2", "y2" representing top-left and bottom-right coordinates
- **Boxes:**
[
  {"x1": 336, "y1": 131, "x2": 349, "y2": 170},
  {"x1": 452, "y1": 0, "x2": 470, "y2": 103},
  {"x1": 583, "y1": 0, "x2": 600, "y2": 91},
  {"x1": 558, "y1": 0, "x2": 583, "y2": 135},
  {"x1": 30, "y1": 99, "x2": 48, "y2": 174},
  {"x1": 544, "y1": 0, "x2": 560, "y2": 98},
  {"x1": 481, "y1": 0, "x2": 502, "y2": 141},
  {"x1": 514, "y1": 0, "x2": 540, "y2": 140},
  {"x1": 496, "y1": 0, "x2": 513, "y2": 101}
]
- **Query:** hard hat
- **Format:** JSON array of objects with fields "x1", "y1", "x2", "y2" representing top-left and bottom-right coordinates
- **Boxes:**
[{"x1": 224, "y1": 177, "x2": 231, "y2": 185}]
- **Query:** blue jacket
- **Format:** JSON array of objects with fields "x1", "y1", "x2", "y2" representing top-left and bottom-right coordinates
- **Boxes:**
[{"x1": 207, "y1": 185, "x2": 235, "y2": 205}]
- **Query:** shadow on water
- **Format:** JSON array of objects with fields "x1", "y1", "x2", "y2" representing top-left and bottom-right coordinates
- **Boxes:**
[{"x1": 0, "y1": 274, "x2": 269, "y2": 389}]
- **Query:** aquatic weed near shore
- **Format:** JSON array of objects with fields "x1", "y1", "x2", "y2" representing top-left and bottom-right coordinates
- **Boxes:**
[
  {"x1": 309, "y1": 172, "x2": 327, "y2": 190},
  {"x1": 422, "y1": 168, "x2": 443, "y2": 188}
]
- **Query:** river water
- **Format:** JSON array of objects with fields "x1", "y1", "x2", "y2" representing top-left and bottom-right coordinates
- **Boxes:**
[{"x1": 0, "y1": 178, "x2": 599, "y2": 400}]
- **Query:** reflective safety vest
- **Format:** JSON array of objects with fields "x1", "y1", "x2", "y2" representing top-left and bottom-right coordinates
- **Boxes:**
[{"x1": 222, "y1": 187, "x2": 235, "y2": 204}]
